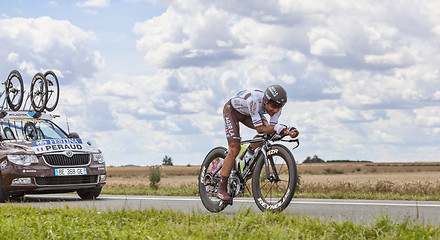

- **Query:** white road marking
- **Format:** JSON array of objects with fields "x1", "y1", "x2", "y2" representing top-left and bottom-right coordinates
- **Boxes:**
[{"x1": 99, "y1": 196, "x2": 440, "y2": 208}]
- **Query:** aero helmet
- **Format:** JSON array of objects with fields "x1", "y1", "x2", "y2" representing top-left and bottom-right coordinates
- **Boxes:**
[{"x1": 263, "y1": 85, "x2": 287, "y2": 106}]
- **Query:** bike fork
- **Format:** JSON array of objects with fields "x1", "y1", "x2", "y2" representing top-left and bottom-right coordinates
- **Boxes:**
[
  {"x1": 261, "y1": 147, "x2": 272, "y2": 179},
  {"x1": 262, "y1": 147, "x2": 280, "y2": 181}
]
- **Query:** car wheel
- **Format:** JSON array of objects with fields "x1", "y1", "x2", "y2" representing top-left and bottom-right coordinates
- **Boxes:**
[
  {"x1": 0, "y1": 177, "x2": 10, "y2": 202},
  {"x1": 10, "y1": 193, "x2": 25, "y2": 199},
  {"x1": 77, "y1": 187, "x2": 102, "y2": 200}
]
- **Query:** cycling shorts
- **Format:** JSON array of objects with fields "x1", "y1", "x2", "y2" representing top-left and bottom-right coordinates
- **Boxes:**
[{"x1": 223, "y1": 100, "x2": 268, "y2": 144}]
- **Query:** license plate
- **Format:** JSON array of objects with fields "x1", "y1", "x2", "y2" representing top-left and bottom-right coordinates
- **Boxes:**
[{"x1": 55, "y1": 168, "x2": 87, "y2": 176}]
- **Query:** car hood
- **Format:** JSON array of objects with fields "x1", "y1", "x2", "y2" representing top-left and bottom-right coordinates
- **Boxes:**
[
  {"x1": 0, "y1": 138, "x2": 101, "y2": 157},
  {"x1": 0, "y1": 141, "x2": 34, "y2": 155}
]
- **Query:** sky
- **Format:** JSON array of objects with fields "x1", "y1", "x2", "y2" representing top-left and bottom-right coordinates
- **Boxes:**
[{"x1": 1, "y1": 0, "x2": 440, "y2": 166}]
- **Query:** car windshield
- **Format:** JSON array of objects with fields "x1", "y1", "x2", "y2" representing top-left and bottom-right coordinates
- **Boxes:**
[{"x1": 0, "y1": 119, "x2": 68, "y2": 141}]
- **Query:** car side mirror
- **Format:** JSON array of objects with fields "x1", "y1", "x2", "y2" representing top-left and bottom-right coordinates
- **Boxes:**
[{"x1": 68, "y1": 132, "x2": 80, "y2": 138}]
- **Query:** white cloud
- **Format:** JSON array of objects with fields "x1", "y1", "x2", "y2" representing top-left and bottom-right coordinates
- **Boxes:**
[
  {"x1": 278, "y1": 0, "x2": 329, "y2": 14},
  {"x1": 76, "y1": 0, "x2": 110, "y2": 7},
  {"x1": 278, "y1": 74, "x2": 296, "y2": 85},
  {"x1": 308, "y1": 27, "x2": 346, "y2": 56},
  {"x1": 415, "y1": 107, "x2": 440, "y2": 128},
  {"x1": 0, "y1": 17, "x2": 102, "y2": 84},
  {"x1": 6, "y1": 52, "x2": 19, "y2": 62},
  {"x1": 364, "y1": 52, "x2": 412, "y2": 66},
  {"x1": 134, "y1": 5, "x2": 243, "y2": 68}
]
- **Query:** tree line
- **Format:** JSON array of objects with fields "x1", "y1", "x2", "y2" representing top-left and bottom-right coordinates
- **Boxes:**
[{"x1": 303, "y1": 155, "x2": 371, "y2": 163}]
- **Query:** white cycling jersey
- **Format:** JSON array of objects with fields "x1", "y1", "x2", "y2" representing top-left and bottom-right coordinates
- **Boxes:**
[{"x1": 230, "y1": 89, "x2": 281, "y2": 127}]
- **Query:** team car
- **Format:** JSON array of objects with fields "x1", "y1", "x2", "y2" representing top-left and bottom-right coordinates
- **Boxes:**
[{"x1": 0, "y1": 111, "x2": 106, "y2": 201}]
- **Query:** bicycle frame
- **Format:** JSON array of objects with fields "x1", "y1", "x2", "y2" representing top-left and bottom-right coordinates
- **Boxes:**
[
  {"x1": 210, "y1": 133, "x2": 299, "y2": 196},
  {"x1": 242, "y1": 134, "x2": 299, "y2": 181}
]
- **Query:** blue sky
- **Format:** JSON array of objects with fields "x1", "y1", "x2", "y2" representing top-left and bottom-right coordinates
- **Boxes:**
[{"x1": 1, "y1": 0, "x2": 440, "y2": 166}]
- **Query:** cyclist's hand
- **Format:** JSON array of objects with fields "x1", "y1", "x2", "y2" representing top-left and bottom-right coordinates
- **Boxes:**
[
  {"x1": 274, "y1": 123, "x2": 287, "y2": 134},
  {"x1": 275, "y1": 124, "x2": 299, "y2": 138},
  {"x1": 288, "y1": 127, "x2": 299, "y2": 138}
]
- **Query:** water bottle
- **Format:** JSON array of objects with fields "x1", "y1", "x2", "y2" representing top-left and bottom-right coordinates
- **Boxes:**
[
  {"x1": 242, "y1": 151, "x2": 254, "y2": 165},
  {"x1": 237, "y1": 144, "x2": 248, "y2": 173}
]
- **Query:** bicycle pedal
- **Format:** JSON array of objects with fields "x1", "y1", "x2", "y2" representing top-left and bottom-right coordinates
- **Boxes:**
[{"x1": 222, "y1": 200, "x2": 233, "y2": 206}]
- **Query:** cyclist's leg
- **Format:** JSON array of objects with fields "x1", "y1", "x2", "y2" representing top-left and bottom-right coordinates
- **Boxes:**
[
  {"x1": 217, "y1": 141, "x2": 239, "y2": 201},
  {"x1": 221, "y1": 100, "x2": 243, "y2": 176},
  {"x1": 218, "y1": 100, "x2": 242, "y2": 202},
  {"x1": 220, "y1": 142, "x2": 240, "y2": 178}
]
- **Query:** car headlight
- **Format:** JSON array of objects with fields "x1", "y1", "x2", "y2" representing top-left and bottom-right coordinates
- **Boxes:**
[
  {"x1": 7, "y1": 155, "x2": 39, "y2": 166},
  {"x1": 92, "y1": 153, "x2": 105, "y2": 164}
]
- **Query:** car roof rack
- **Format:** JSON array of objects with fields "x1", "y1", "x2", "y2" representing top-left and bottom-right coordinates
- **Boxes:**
[{"x1": 0, "y1": 110, "x2": 54, "y2": 120}]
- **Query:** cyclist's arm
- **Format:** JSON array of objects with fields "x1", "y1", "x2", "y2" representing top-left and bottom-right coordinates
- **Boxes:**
[
  {"x1": 255, "y1": 125, "x2": 276, "y2": 134},
  {"x1": 269, "y1": 109, "x2": 282, "y2": 125},
  {"x1": 255, "y1": 107, "x2": 282, "y2": 134},
  {"x1": 255, "y1": 124, "x2": 299, "y2": 137}
]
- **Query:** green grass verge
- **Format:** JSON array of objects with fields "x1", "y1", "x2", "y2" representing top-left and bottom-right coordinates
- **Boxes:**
[
  {"x1": 296, "y1": 191, "x2": 440, "y2": 201},
  {"x1": 0, "y1": 205, "x2": 438, "y2": 239}
]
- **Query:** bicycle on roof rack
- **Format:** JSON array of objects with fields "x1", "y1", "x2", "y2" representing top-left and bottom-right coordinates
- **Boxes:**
[
  {"x1": 198, "y1": 133, "x2": 300, "y2": 213},
  {"x1": 1, "y1": 70, "x2": 59, "y2": 113},
  {"x1": 2, "y1": 70, "x2": 24, "y2": 111}
]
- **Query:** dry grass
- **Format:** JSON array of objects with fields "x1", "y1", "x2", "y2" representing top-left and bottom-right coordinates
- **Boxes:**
[
  {"x1": 104, "y1": 163, "x2": 440, "y2": 199},
  {"x1": 298, "y1": 172, "x2": 440, "y2": 195},
  {"x1": 106, "y1": 165, "x2": 199, "y2": 178},
  {"x1": 297, "y1": 162, "x2": 440, "y2": 174},
  {"x1": 105, "y1": 175, "x2": 197, "y2": 190}
]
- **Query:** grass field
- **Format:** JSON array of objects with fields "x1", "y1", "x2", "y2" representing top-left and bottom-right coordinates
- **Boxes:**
[
  {"x1": 1, "y1": 205, "x2": 439, "y2": 239},
  {"x1": 103, "y1": 162, "x2": 440, "y2": 200}
]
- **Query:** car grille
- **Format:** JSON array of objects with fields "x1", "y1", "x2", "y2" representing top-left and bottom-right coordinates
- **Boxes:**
[
  {"x1": 43, "y1": 153, "x2": 90, "y2": 166},
  {"x1": 35, "y1": 175, "x2": 98, "y2": 185}
]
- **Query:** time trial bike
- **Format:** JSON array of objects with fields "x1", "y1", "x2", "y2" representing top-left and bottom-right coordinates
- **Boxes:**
[{"x1": 198, "y1": 133, "x2": 299, "y2": 213}]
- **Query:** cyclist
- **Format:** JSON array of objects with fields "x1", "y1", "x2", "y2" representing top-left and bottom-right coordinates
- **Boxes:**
[{"x1": 218, "y1": 85, "x2": 299, "y2": 203}]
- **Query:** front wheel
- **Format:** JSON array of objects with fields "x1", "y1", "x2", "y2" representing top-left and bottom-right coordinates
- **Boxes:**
[
  {"x1": 77, "y1": 187, "x2": 102, "y2": 200},
  {"x1": 198, "y1": 147, "x2": 228, "y2": 212},
  {"x1": 252, "y1": 144, "x2": 297, "y2": 212},
  {"x1": 30, "y1": 73, "x2": 48, "y2": 112},
  {"x1": 44, "y1": 70, "x2": 59, "y2": 112},
  {"x1": 5, "y1": 70, "x2": 24, "y2": 111},
  {"x1": 0, "y1": 177, "x2": 10, "y2": 202}
]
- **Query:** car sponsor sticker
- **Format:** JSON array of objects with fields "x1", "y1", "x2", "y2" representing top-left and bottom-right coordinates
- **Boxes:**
[{"x1": 32, "y1": 138, "x2": 99, "y2": 154}]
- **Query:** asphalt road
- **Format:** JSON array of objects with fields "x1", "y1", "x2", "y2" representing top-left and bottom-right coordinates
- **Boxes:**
[{"x1": 4, "y1": 194, "x2": 440, "y2": 224}]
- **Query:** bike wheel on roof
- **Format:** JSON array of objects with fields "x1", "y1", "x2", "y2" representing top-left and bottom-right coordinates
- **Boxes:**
[
  {"x1": 43, "y1": 70, "x2": 59, "y2": 112},
  {"x1": 5, "y1": 70, "x2": 24, "y2": 111},
  {"x1": 30, "y1": 72, "x2": 48, "y2": 112}
]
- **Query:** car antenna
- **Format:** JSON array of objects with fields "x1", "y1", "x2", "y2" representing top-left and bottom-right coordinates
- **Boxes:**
[{"x1": 66, "y1": 116, "x2": 71, "y2": 134}]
